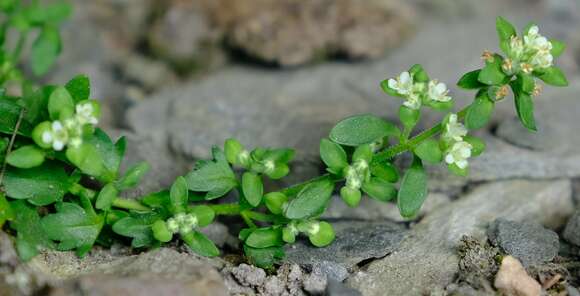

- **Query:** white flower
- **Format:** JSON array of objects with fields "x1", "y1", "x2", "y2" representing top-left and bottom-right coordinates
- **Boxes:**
[
  {"x1": 42, "y1": 121, "x2": 69, "y2": 151},
  {"x1": 523, "y1": 25, "x2": 553, "y2": 69},
  {"x1": 345, "y1": 166, "x2": 362, "y2": 189},
  {"x1": 443, "y1": 114, "x2": 467, "y2": 142},
  {"x1": 403, "y1": 93, "x2": 422, "y2": 110},
  {"x1": 427, "y1": 80, "x2": 451, "y2": 102},
  {"x1": 445, "y1": 141, "x2": 473, "y2": 169},
  {"x1": 387, "y1": 71, "x2": 414, "y2": 95},
  {"x1": 75, "y1": 102, "x2": 98, "y2": 126},
  {"x1": 509, "y1": 36, "x2": 524, "y2": 59},
  {"x1": 530, "y1": 50, "x2": 553, "y2": 69}
]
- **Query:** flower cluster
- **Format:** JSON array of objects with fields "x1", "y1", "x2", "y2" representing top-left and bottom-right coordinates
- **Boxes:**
[
  {"x1": 442, "y1": 114, "x2": 472, "y2": 170},
  {"x1": 387, "y1": 71, "x2": 452, "y2": 110},
  {"x1": 166, "y1": 213, "x2": 198, "y2": 234},
  {"x1": 34, "y1": 101, "x2": 100, "y2": 151},
  {"x1": 503, "y1": 25, "x2": 553, "y2": 75}
]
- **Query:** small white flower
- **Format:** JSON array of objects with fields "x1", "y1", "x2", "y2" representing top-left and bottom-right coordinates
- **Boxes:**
[
  {"x1": 523, "y1": 25, "x2": 554, "y2": 69},
  {"x1": 403, "y1": 93, "x2": 422, "y2": 110},
  {"x1": 308, "y1": 222, "x2": 320, "y2": 235},
  {"x1": 509, "y1": 36, "x2": 524, "y2": 59},
  {"x1": 445, "y1": 141, "x2": 473, "y2": 169},
  {"x1": 427, "y1": 80, "x2": 452, "y2": 102},
  {"x1": 264, "y1": 160, "x2": 275, "y2": 173},
  {"x1": 184, "y1": 214, "x2": 198, "y2": 228},
  {"x1": 443, "y1": 114, "x2": 467, "y2": 142},
  {"x1": 75, "y1": 103, "x2": 98, "y2": 126},
  {"x1": 167, "y1": 218, "x2": 179, "y2": 233},
  {"x1": 345, "y1": 166, "x2": 362, "y2": 189},
  {"x1": 530, "y1": 50, "x2": 553, "y2": 69},
  {"x1": 43, "y1": 121, "x2": 69, "y2": 151},
  {"x1": 387, "y1": 71, "x2": 414, "y2": 95}
]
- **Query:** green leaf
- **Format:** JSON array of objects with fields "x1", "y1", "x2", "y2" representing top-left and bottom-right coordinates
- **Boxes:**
[
  {"x1": 151, "y1": 220, "x2": 172, "y2": 243},
  {"x1": 330, "y1": 114, "x2": 399, "y2": 146},
  {"x1": 496, "y1": 17, "x2": 516, "y2": 41},
  {"x1": 362, "y1": 178, "x2": 397, "y2": 202},
  {"x1": 264, "y1": 192, "x2": 288, "y2": 215},
  {"x1": 65, "y1": 74, "x2": 90, "y2": 103},
  {"x1": 308, "y1": 221, "x2": 335, "y2": 247},
  {"x1": 448, "y1": 163, "x2": 469, "y2": 177},
  {"x1": 0, "y1": 193, "x2": 14, "y2": 227},
  {"x1": 380, "y1": 80, "x2": 404, "y2": 98},
  {"x1": 340, "y1": 186, "x2": 361, "y2": 207},
  {"x1": 243, "y1": 245, "x2": 285, "y2": 269},
  {"x1": 409, "y1": 64, "x2": 429, "y2": 82},
  {"x1": 464, "y1": 136, "x2": 486, "y2": 157},
  {"x1": 320, "y1": 138, "x2": 347, "y2": 173},
  {"x1": 224, "y1": 138, "x2": 244, "y2": 165},
  {"x1": 41, "y1": 202, "x2": 104, "y2": 257},
  {"x1": 116, "y1": 162, "x2": 150, "y2": 190},
  {"x1": 370, "y1": 162, "x2": 399, "y2": 183},
  {"x1": 465, "y1": 91, "x2": 494, "y2": 130},
  {"x1": 514, "y1": 90, "x2": 536, "y2": 131},
  {"x1": 170, "y1": 176, "x2": 188, "y2": 213},
  {"x1": 352, "y1": 144, "x2": 373, "y2": 164},
  {"x1": 95, "y1": 183, "x2": 118, "y2": 211},
  {"x1": 397, "y1": 157, "x2": 428, "y2": 218},
  {"x1": 4, "y1": 162, "x2": 70, "y2": 206},
  {"x1": 0, "y1": 97, "x2": 33, "y2": 135},
  {"x1": 47, "y1": 86, "x2": 74, "y2": 120},
  {"x1": 457, "y1": 70, "x2": 485, "y2": 89},
  {"x1": 21, "y1": 86, "x2": 52, "y2": 126},
  {"x1": 9, "y1": 200, "x2": 53, "y2": 261},
  {"x1": 31, "y1": 25, "x2": 61, "y2": 76},
  {"x1": 6, "y1": 145, "x2": 45, "y2": 168},
  {"x1": 399, "y1": 106, "x2": 420, "y2": 128},
  {"x1": 478, "y1": 54, "x2": 507, "y2": 85},
  {"x1": 26, "y1": 2, "x2": 72, "y2": 24},
  {"x1": 112, "y1": 212, "x2": 162, "y2": 248},
  {"x1": 550, "y1": 39, "x2": 565, "y2": 58},
  {"x1": 245, "y1": 227, "x2": 284, "y2": 248},
  {"x1": 188, "y1": 205, "x2": 215, "y2": 227},
  {"x1": 85, "y1": 129, "x2": 125, "y2": 181},
  {"x1": 517, "y1": 73, "x2": 536, "y2": 94},
  {"x1": 66, "y1": 143, "x2": 104, "y2": 178},
  {"x1": 181, "y1": 231, "x2": 219, "y2": 257},
  {"x1": 185, "y1": 147, "x2": 237, "y2": 200},
  {"x1": 242, "y1": 172, "x2": 264, "y2": 207},
  {"x1": 414, "y1": 139, "x2": 442, "y2": 164},
  {"x1": 263, "y1": 148, "x2": 295, "y2": 164},
  {"x1": 536, "y1": 66, "x2": 568, "y2": 87},
  {"x1": 284, "y1": 178, "x2": 334, "y2": 219}
]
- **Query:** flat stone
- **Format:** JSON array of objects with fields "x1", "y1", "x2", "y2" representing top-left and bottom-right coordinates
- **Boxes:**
[
  {"x1": 347, "y1": 179, "x2": 573, "y2": 296},
  {"x1": 563, "y1": 211, "x2": 580, "y2": 247},
  {"x1": 488, "y1": 219, "x2": 559, "y2": 266},
  {"x1": 284, "y1": 220, "x2": 407, "y2": 271}
]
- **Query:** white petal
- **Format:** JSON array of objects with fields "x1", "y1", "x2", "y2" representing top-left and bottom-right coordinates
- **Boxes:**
[
  {"x1": 53, "y1": 140, "x2": 65, "y2": 151},
  {"x1": 52, "y1": 121, "x2": 63, "y2": 131},
  {"x1": 460, "y1": 148, "x2": 472, "y2": 158},
  {"x1": 445, "y1": 154, "x2": 454, "y2": 164},
  {"x1": 387, "y1": 79, "x2": 397, "y2": 90},
  {"x1": 400, "y1": 71, "x2": 411, "y2": 84},
  {"x1": 456, "y1": 160, "x2": 468, "y2": 169},
  {"x1": 42, "y1": 132, "x2": 53, "y2": 144},
  {"x1": 435, "y1": 83, "x2": 447, "y2": 94},
  {"x1": 528, "y1": 25, "x2": 539, "y2": 36}
]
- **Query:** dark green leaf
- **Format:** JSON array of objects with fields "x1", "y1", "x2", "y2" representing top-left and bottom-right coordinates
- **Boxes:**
[
  {"x1": 409, "y1": 64, "x2": 429, "y2": 82},
  {"x1": 9, "y1": 200, "x2": 53, "y2": 261},
  {"x1": 95, "y1": 183, "x2": 118, "y2": 210},
  {"x1": 284, "y1": 178, "x2": 334, "y2": 219},
  {"x1": 514, "y1": 90, "x2": 537, "y2": 131},
  {"x1": 536, "y1": 66, "x2": 568, "y2": 87},
  {"x1": 47, "y1": 86, "x2": 74, "y2": 120},
  {"x1": 245, "y1": 227, "x2": 284, "y2": 248},
  {"x1": 6, "y1": 145, "x2": 45, "y2": 168},
  {"x1": 65, "y1": 74, "x2": 90, "y2": 103},
  {"x1": 185, "y1": 147, "x2": 237, "y2": 200},
  {"x1": 4, "y1": 162, "x2": 70, "y2": 206},
  {"x1": 112, "y1": 212, "x2": 163, "y2": 248},
  {"x1": 330, "y1": 114, "x2": 399, "y2": 146},
  {"x1": 243, "y1": 245, "x2": 285, "y2": 269},
  {"x1": 457, "y1": 70, "x2": 485, "y2": 89},
  {"x1": 85, "y1": 129, "x2": 124, "y2": 181},
  {"x1": 362, "y1": 178, "x2": 397, "y2": 202},
  {"x1": 370, "y1": 162, "x2": 399, "y2": 183},
  {"x1": 41, "y1": 202, "x2": 104, "y2": 257},
  {"x1": 413, "y1": 139, "x2": 442, "y2": 164},
  {"x1": 66, "y1": 143, "x2": 104, "y2": 178},
  {"x1": 397, "y1": 157, "x2": 428, "y2": 218},
  {"x1": 181, "y1": 231, "x2": 219, "y2": 257},
  {"x1": 399, "y1": 106, "x2": 420, "y2": 128},
  {"x1": 0, "y1": 193, "x2": 14, "y2": 227},
  {"x1": 496, "y1": 17, "x2": 516, "y2": 41},
  {"x1": 242, "y1": 172, "x2": 263, "y2": 207},
  {"x1": 0, "y1": 97, "x2": 33, "y2": 135},
  {"x1": 170, "y1": 176, "x2": 188, "y2": 213},
  {"x1": 465, "y1": 91, "x2": 494, "y2": 130}
]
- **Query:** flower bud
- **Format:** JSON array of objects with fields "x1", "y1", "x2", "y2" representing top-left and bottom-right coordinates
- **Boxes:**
[
  {"x1": 152, "y1": 220, "x2": 173, "y2": 243},
  {"x1": 264, "y1": 192, "x2": 288, "y2": 215},
  {"x1": 224, "y1": 138, "x2": 244, "y2": 165},
  {"x1": 307, "y1": 221, "x2": 335, "y2": 247},
  {"x1": 340, "y1": 186, "x2": 361, "y2": 207},
  {"x1": 32, "y1": 121, "x2": 53, "y2": 149}
]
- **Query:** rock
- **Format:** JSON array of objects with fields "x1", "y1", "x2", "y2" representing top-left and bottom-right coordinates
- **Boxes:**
[
  {"x1": 494, "y1": 256, "x2": 541, "y2": 296},
  {"x1": 312, "y1": 261, "x2": 349, "y2": 282},
  {"x1": 568, "y1": 285, "x2": 580, "y2": 296},
  {"x1": 303, "y1": 271, "x2": 327, "y2": 295},
  {"x1": 347, "y1": 179, "x2": 573, "y2": 295},
  {"x1": 284, "y1": 220, "x2": 407, "y2": 271},
  {"x1": 563, "y1": 211, "x2": 580, "y2": 247},
  {"x1": 456, "y1": 236, "x2": 500, "y2": 289},
  {"x1": 202, "y1": 0, "x2": 414, "y2": 66},
  {"x1": 488, "y1": 219, "x2": 559, "y2": 266},
  {"x1": 231, "y1": 264, "x2": 266, "y2": 288},
  {"x1": 327, "y1": 280, "x2": 362, "y2": 296},
  {"x1": 223, "y1": 263, "x2": 307, "y2": 296},
  {"x1": 120, "y1": 54, "x2": 178, "y2": 91},
  {"x1": 199, "y1": 222, "x2": 236, "y2": 249}
]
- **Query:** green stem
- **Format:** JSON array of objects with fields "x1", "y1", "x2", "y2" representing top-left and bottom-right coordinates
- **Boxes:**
[
  {"x1": 240, "y1": 211, "x2": 256, "y2": 228},
  {"x1": 112, "y1": 198, "x2": 149, "y2": 212},
  {"x1": 208, "y1": 203, "x2": 241, "y2": 215}
]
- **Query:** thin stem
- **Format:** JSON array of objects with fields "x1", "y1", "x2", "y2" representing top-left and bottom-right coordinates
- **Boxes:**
[
  {"x1": 208, "y1": 203, "x2": 241, "y2": 215},
  {"x1": 240, "y1": 211, "x2": 256, "y2": 228},
  {"x1": 0, "y1": 108, "x2": 25, "y2": 190},
  {"x1": 112, "y1": 198, "x2": 150, "y2": 212}
]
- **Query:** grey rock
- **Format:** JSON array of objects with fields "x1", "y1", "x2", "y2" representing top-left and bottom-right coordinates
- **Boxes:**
[
  {"x1": 563, "y1": 211, "x2": 580, "y2": 247},
  {"x1": 303, "y1": 272, "x2": 327, "y2": 295},
  {"x1": 285, "y1": 220, "x2": 407, "y2": 271},
  {"x1": 568, "y1": 285, "x2": 580, "y2": 296},
  {"x1": 231, "y1": 263, "x2": 266, "y2": 288},
  {"x1": 488, "y1": 219, "x2": 559, "y2": 266},
  {"x1": 312, "y1": 261, "x2": 349, "y2": 282},
  {"x1": 199, "y1": 222, "x2": 235, "y2": 249},
  {"x1": 347, "y1": 179, "x2": 573, "y2": 296},
  {"x1": 326, "y1": 280, "x2": 362, "y2": 296}
]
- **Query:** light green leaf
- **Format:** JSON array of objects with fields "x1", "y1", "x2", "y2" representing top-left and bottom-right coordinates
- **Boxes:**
[
  {"x1": 151, "y1": 220, "x2": 172, "y2": 243},
  {"x1": 308, "y1": 221, "x2": 335, "y2": 247},
  {"x1": 457, "y1": 70, "x2": 485, "y2": 89},
  {"x1": 185, "y1": 147, "x2": 237, "y2": 200},
  {"x1": 514, "y1": 90, "x2": 536, "y2": 131},
  {"x1": 409, "y1": 64, "x2": 430, "y2": 82},
  {"x1": 399, "y1": 106, "x2": 420, "y2": 128},
  {"x1": 116, "y1": 162, "x2": 150, "y2": 190},
  {"x1": 47, "y1": 87, "x2": 74, "y2": 120},
  {"x1": 465, "y1": 91, "x2": 494, "y2": 130},
  {"x1": 284, "y1": 178, "x2": 334, "y2": 219},
  {"x1": 243, "y1": 245, "x2": 285, "y2": 269},
  {"x1": 340, "y1": 186, "x2": 361, "y2": 207},
  {"x1": 370, "y1": 162, "x2": 399, "y2": 183},
  {"x1": 4, "y1": 162, "x2": 70, "y2": 206},
  {"x1": 496, "y1": 16, "x2": 516, "y2": 41},
  {"x1": 66, "y1": 143, "x2": 104, "y2": 178},
  {"x1": 362, "y1": 178, "x2": 397, "y2": 202},
  {"x1": 245, "y1": 227, "x2": 284, "y2": 248},
  {"x1": 320, "y1": 138, "x2": 347, "y2": 174},
  {"x1": 95, "y1": 183, "x2": 118, "y2": 211},
  {"x1": 182, "y1": 231, "x2": 219, "y2": 257},
  {"x1": 264, "y1": 192, "x2": 288, "y2": 215},
  {"x1": 413, "y1": 139, "x2": 442, "y2": 164},
  {"x1": 330, "y1": 114, "x2": 399, "y2": 146},
  {"x1": 6, "y1": 145, "x2": 45, "y2": 168},
  {"x1": 9, "y1": 200, "x2": 53, "y2": 261},
  {"x1": 478, "y1": 54, "x2": 507, "y2": 85},
  {"x1": 31, "y1": 25, "x2": 61, "y2": 76},
  {"x1": 464, "y1": 136, "x2": 486, "y2": 157},
  {"x1": 242, "y1": 172, "x2": 263, "y2": 207},
  {"x1": 536, "y1": 66, "x2": 568, "y2": 87},
  {"x1": 170, "y1": 176, "x2": 189, "y2": 213},
  {"x1": 397, "y1": 157, "x2": 428, "y2": 218},
  {"x1": 188, "y1": 205, "x2": 215, "y2": 227},
  {"x1": 550, "y1": 39, "x2": 565, "y2": 58},
  {"x1": 0, "y1": 193, "x2": 14, "y2": 227}
]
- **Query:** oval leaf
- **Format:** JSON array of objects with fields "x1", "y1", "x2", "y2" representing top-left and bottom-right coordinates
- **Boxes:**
[
  {"x1": 284, "y1": 179, "x2": 334, "y2": 220},
  {"x1": 242, "y1": 172, "x2": 264, "y2": 207},
  {"x1": 330, "y1": 114, "x2": 399, "y2": 146},
  {"x1": 6, "y1": 145, "x2": 45, "y2": 168},
  {"x1": 397, "y1": 157, "x2": 428, "y2": 218}
]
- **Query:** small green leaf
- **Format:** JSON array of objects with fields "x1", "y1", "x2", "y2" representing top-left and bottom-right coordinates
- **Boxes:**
[
  {"x1": 185, "y1": 147, "x2": 237, "y2": 200},
  {"x1": 448, "y1": 163, "x2": 469, "y2": 177},
  {"x1": 308, "y1": 221, "x2": 335, "y2": 247},
  {"x1": 242, "y1": 172, "x2": 264, "y2": 207},
  {"x1": 465, "y1": 91, "x2": 495, "y2": 130},
  {"x1": 284, "y1": 178, "x2": 335, "y2": 220},
  {"x1": 517, "y1": 73, "x2": 536, "y2": 94},
  {"x1": 4, "y1": 162, "x2": 70, "y2": 206},
  {"x1": 457, "y1": 70, "x2": 485, "y2": 89},
  {"x1": 9, "y1": 200, "x2": 53, "y2": 261},
  {"x1": 320, "y1": 138, "x2": 348, "y2": 173},
  {"x1": 41, "y1": 202, "x2": 104, "y2": 257},
  {"x1": 362, "y1": 178, "x2": 397, "y2": 202},
  {"x1": 31, "y1": 26, "x2": 61, "y2": 76},
  {"x1": 330, "y1": 114, "x2": 399, "y2": 146},
  {"x1": 340, "y1": 186, "x2": 361, "y2": 207},
  {"x1": 409, "y1": 64, "x2": 429, "y2": 82},
  {"x1": 496, "y1": 17, "x2": 516, "y2": 41},
  {"x1": 188, "y1": 205, "x2": 215, "y2": 227},
  {"x1": 370, "y1": 162, "x2": 399, "y2": 183},
  {"x1": 397, "y1": 157, "x2": 428, "y2": 218},
  {"x1": 245, "y1": 227, "x2": 284, "y2": 248},
  {"x1": 478, "y1": 54, "x2": 507, "y2": 85},
  {"x1": 352, "y1": 144, "x2": 373, "y2": 164},
  {"x1": 243, "y1": 245, "x2": 285, "y2": 269},
  {"x1": 536, "y1": 66, "x2": 568, "y2": 87},
  {"x1": 116, "y1": 162, "x2": 150, "y2": 190},
  {"x1": 170, "y1": 176, "x2": 189, "y2": 213},
  {"x1": 151, "y1": 220, "x2": 172, "y2": 243},
  {"x1": 380, "y1": 79, "x2": 404, "y2": 98},
  {"x1": 399, "y1": 106, "x2": 420, "y2": 128},
  {"x1": 47, "y1": 86, "x2": 74, "y2": 120},
  {"x1": 182, "y1": 231, "x2": 220, "y2": 257},
  {"x1": 464, "y1": 136, "x2": 485, "y2": 157},
  {"x1": 514, "y1": 90, "x2": 537, "y2": 131},
  {"x1": 282, "y1": 226, "x2": 296, "y2": 243},
  {"x1": 95, "y1": 183, "x2": 118, "y2": 211},
  {"x1": 6, "y1": 145, "x2": 45, "y2": 168},
  {"x1": 414, "y1": 139, "x2": 442, "y2": 164},
  {"x1": 550, "y1": 39, "x2": 565, "y2": 58},
  {"x1": 66, "y1": 143, "x2": 104, "y2": 178},
  {"x1": 112, "y1": 212, "x2": 163, "y2": 248},
  {"x1": 224, "y1": 138, "x2": 244, "y2": 165},
  {"x1": 65, "y1": 74, "x2": 90, "y2": 103},
  {"x1": 264, "y1": 192, "x2": 288, "y2": 215},
  {"x1": 0, "y1": 193, "x2": 14, "y2": 227},
  {"x1": 84, "y1": 129, "x2": 125, "y2": 181}
]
